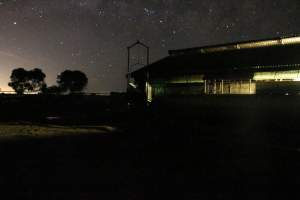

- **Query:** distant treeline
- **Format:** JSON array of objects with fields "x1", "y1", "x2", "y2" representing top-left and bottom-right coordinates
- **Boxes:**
[
  {"x1": 0, "y1": 93, "x2": 129, "y2": 124},
  {"x1": 8, "y1": 68, "x2": 88, "y2": 95}
]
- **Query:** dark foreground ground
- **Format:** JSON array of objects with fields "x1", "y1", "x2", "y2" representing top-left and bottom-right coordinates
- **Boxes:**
[{"x1": 0, "y1": 95, "x2": 300, "y2": 199}]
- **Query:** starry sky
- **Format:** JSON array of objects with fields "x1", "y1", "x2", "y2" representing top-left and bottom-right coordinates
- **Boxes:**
[{"x1": 0, "y1": 0, "x2": 299, "y2": 92}]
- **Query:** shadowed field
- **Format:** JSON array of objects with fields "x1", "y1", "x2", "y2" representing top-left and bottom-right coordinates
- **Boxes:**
[
  {"x1": 0, "y1": 95, "x2": 300, "y2": 199},
  {"x1": 0, "y1": 124, "x2": 123, "y2": 199}
]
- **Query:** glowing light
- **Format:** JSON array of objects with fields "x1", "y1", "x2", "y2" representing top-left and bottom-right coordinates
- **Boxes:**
[
  {"x1": 129, "y1": 82, "x2": 137, "y2": 89},
  {"x1": 199, "y1": 36, "x2": 300, "y2": 54},
  {"x1": 145, "y1": 82, "x2": 152, "y2": 102},
  {"x1": 167, "y1": 75, "x2": 204, "y2": 84},
  {"x1": 281, "y1": 37, "x2": 300, "y2": 45},
  {"x1": 253, "y1": 70, "x2": 300, "y2": 81}
]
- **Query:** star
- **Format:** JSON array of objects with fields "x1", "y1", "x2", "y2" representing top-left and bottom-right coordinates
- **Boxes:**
[
  {"x1": 144, "y1": 8, "x2": 155, "y2": 16},
  {"x1": 79, "y1": 1, "x2": 88, "y2": 7},
  {"x1": 0, "y1": 0, "x2": 296, "y2": 93}
]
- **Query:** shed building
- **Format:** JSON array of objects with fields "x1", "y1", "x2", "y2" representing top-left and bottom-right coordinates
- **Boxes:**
[{"x1": 129, "y1": 36, "x2": 300, "y2": 102}]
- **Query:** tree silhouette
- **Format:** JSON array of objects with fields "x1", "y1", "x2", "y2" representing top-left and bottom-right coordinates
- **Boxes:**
[
  {"x1": 8, "y1": 68, "x2": 46, "y2": 95},
  {"x1": 8, "y1": 68, "x2": 27, "y2": 95},
  {"x1": 28, "y1": 68, "x2": 47, "y2": 92},
  {"x1": 57, "y1": 70, "x2": 88, "y2": 93}
]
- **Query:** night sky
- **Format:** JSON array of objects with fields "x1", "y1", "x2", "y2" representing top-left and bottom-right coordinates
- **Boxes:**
[{"x1": 0, "y1": 0, "x2": 299, "y2": 92}]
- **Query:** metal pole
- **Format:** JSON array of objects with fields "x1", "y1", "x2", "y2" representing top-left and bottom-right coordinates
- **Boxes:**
[
  {"x1": 221, "y1": 80, "x2": 224, "y2": 94},
  {"x1": 127, "y1": 47, "x2": 130, "y2": 73},
  {"x1": 207, "y1": 80, "x2": 210, "y2": 94},
  {"x1": 214, "y1": 80, "x2": 217, "y2": 94},
  {"x1": 146, "y1": 72, "x2": 150, "y2": 102},
  {"x1": 127, "y1": 47, "x2": 130, "y2": 90},
  {"x1": 240, "y1": 80, "x2": 242, "y2": 94},
  {"x1": 249, "y1": 79, "x2": 251, "y2": 94},
  {"x1": 147, "y1": 47, "x2": 150, "y2": 65}
]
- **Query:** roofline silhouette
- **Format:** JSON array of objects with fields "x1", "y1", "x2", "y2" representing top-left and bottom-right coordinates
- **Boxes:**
[{"x1": 169, "y1": 34, "x2": 300, "y2": 56}]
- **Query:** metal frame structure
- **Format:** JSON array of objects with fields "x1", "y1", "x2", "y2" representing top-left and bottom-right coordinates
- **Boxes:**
[{"x1": 127, "y1": 40, "x2": 150, "y2": 90}]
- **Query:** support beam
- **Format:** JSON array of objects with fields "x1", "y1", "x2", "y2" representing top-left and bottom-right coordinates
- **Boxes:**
[
  {"x1": 214, "y1": 80, "x2": 217, "y2": 94},
  {"x1": 221, "y1": 80, "x2": 224, "y2": 94},
  {"x1": 240, "y1": 80, "x2": 242, "y2": 94},
  {"x1": 207, "y1": 81, "x2": 209, "y2": 94},
  {"x1": 249, "y1": 79, "x2": 252, "y2": 94}
]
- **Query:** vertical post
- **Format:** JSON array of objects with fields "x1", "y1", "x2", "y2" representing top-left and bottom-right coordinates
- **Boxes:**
[
  {"x1": 240, "y1": 80, "x2": 242, "y2": 94},
  {"x1": 146, "y1": 71, "x2": 149, "y2": 96},
  {"x1": 214, "y1": 80, "x2": 217, "y2": 94},
  {"x1": 221, "y1": 80, "x2": 224, "y2": 94},
  {"x1": 127, "y1": 47, "x2": 130, "y2": 73},
  {"x1": 249, "y1": 79, "x2": 252, "y2": 94},
  {"x1": 127, "y1": 47, "x2": 130, "y2": 90},
  {"x1": 146, "y1": 71, "x2": 151, "y2": 102},
  {"x1": 207, "y1": 80, "x2": 210, "y2": 94},
  {"x1": 204, "y1": 80, "x2": 207, "y2": 94},
  {"x1": 146, "y1": 47, "x2": 150, "y2": 65}
]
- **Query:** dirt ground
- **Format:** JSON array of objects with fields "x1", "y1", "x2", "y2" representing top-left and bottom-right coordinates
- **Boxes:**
[
  {"x1": 1, "y1": 95, "x2": 300, "y2": 199},
  {"x1": 0, "y1": 124, "x2": 123, "y2": 199},
  {"x1": 0, "y1": 120, "x2": 296, "y2": 200},
  {"x1": 0, "y1": 124, "x2": 118, "y2": 139}
]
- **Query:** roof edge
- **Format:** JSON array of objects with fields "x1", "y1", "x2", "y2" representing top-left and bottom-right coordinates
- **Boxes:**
[{"x1": 168, "y1": 35, "x2": 300, "y2": 56}]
